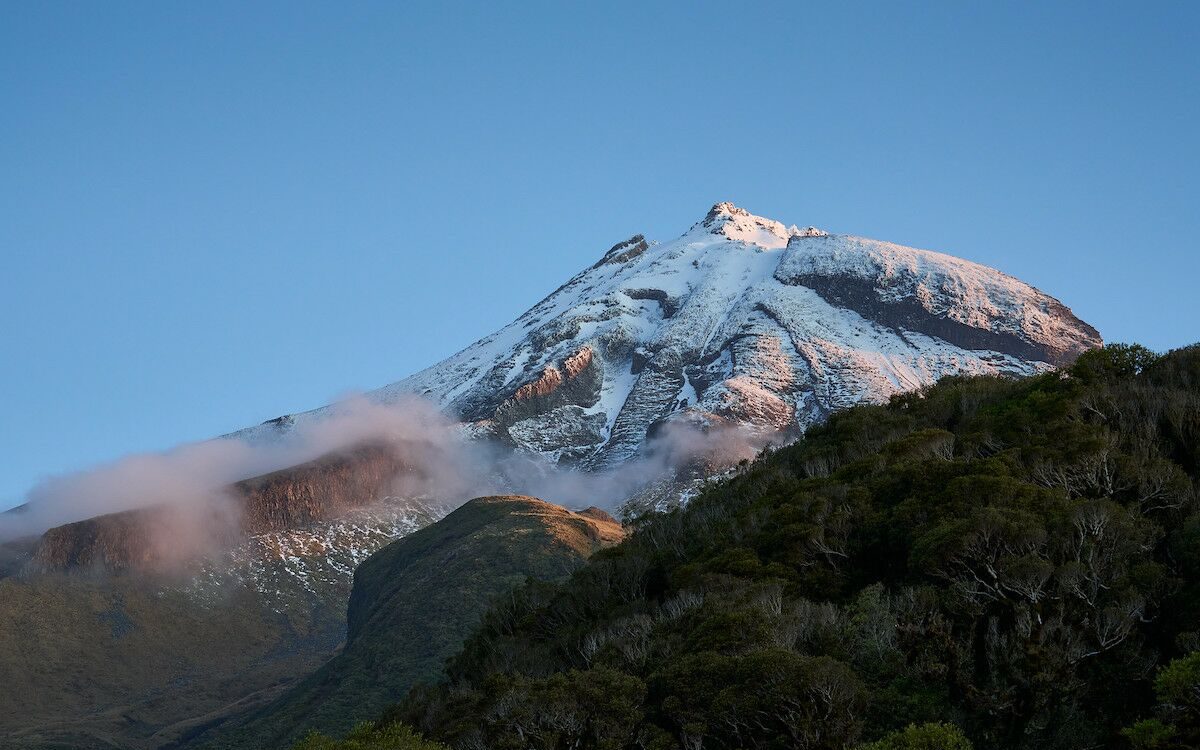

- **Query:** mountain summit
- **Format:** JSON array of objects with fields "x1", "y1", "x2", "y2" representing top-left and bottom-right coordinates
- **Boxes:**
[
  {"x1": 233, "y1": 203, "x2": 1101, "y2": 468},
  {"x1": 695, "y1": 201, "x2": 803, "y2": 247}
]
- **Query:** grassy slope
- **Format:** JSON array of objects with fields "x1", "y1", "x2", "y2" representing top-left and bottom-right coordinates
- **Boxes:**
[
  {"x1": 0, "y1": 447, "x2": 440, "y2": 750},
  {"x1": 0, "y1": 573, "x2": 343, "y2": 750},
  {"x1": 197, "y1": 496, "x2": 623, "y2": 749}
]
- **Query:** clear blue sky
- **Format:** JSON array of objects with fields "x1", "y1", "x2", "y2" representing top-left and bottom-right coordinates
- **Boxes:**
[{"x1": 2, "y1": 1, "x2": 1197, "y2": 509}]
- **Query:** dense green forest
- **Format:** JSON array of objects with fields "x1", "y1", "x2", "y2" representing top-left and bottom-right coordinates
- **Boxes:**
[{"x1": 300, "y1": 344, "x2": 1200, "y2": 749}]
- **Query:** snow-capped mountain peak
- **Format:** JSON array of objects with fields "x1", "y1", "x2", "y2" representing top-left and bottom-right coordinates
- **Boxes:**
[
  {"x1": 690, "y1": 201, "x2": 799, "y2": 249},
  {"x1": 230, "y1": 204, "x2": 1101, "y2": 470}
]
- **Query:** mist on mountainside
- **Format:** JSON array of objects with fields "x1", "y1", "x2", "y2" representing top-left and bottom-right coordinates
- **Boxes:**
[{"x1": 0, "y1": 392, "x2": 774, "y2": 554}]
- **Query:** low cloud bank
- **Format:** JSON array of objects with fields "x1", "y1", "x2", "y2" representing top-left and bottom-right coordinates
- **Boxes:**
[
  {"x1": 492, "y1": 418, "x2": 773, "y2": 510},
  {"x1": 1, "y1": 396, "x2": 776, "y2": 547},
  {"x1": 2, "y1": 397, "x2": 453, "y2": 541}
]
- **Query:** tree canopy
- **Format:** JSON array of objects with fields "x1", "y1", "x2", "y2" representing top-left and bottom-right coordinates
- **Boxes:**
[{"x1": 309, "y1": 343, "x2": 1200, "y2": 749}]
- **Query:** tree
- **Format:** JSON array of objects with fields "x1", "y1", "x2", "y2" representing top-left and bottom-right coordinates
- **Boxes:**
[
  {"x1": 293, "y1": 721, "x2": 447, "y2": 750},
  {"x1": 1124, "y1": 652, "x2": 1200, "y2": 749},
  {"x1": 856, "y1": 722, "x2": 972, "y2": 750}
]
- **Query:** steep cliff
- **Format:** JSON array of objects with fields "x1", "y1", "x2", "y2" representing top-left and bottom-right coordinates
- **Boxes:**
[{"x1": 30, "y1": 443, "x2": 416, "y2": 573}]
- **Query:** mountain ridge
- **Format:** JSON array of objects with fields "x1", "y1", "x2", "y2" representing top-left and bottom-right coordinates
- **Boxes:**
[
  {"x1": 0, "y1": 203, "x2": 1108, "y2": 750},
  {"x1": 27, "y1": 442, "x2": 429, "y2": 573},
  {"x1": 229, "y1": 203, "x2": 1100, "y2": 471}
]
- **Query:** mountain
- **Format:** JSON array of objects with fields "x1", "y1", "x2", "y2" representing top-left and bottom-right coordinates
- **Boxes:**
[
  {"x1": 0, "y1": 202, "x2": 1103, "y2": 750},
  {"x1": 190, "y1": 496, "x2": 624, "y2": 749},
  {"x1": 230, "y1": 203, "x2": 1100, "y2": 470},
  {"x1": 365, "y1": 344, "x2": 1200, "y2": 750}
]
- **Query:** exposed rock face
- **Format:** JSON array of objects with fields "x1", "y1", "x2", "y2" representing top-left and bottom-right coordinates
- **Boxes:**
[
  {"x1": 229, "y1": 203, "x2": 1101, "y2": 471},
  {"x1": 32, "y1": 505, "x2": 223, "y2": 572},
  {"x1": 235, "y1": 443, "x2": 413, "y2": 532},
  {"x1": 592, "y1": 235, "x2": 649, "y2": 268},
  {"x1": 506, "y1": 346, "x2": 596, "y2": 404},
  {"x1": 31, "y1": 443, "x2": 417, "y2": 573},
  {"x1": 512, "y1": 364, "x2": 565, "y2": 401}
]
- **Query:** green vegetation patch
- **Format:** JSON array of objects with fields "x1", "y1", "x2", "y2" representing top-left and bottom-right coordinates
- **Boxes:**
[{"x1": 341, "y1": 344, "x2": 1200, "y2": 749}]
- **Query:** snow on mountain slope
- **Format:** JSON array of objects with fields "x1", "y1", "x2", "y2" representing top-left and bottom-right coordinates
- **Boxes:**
[
  {"x1": 185, "y1": 495, "x2": 445, "y2": 610},
  {"x1": 231, "y1": 203, "x2": 1101, "y2": 469}
]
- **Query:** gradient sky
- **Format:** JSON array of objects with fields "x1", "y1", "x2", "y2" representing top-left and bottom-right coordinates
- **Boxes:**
[{"x1": 2, "y1": 1, "x2": 1198, "y2": 509}]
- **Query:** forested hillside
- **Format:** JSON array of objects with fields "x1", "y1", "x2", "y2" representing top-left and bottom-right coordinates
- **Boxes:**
[{"x1": 309, "y1": 344, "x2": 1200, "y2": 750}]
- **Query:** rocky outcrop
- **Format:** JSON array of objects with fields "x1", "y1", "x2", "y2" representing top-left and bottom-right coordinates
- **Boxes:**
[
  {"x1": 487, "y1": 346, "x2": 605, "y2": 455},
  {"x1": 235, "y1": 443, "x2": 413, "y2": 532},
  {"x1": 562, "y1": 345, "x2": 594, "y2": 379},
  {"x1": 30, "y1": 443, "x2": 417, "y2": 573},
  {"x1": 623, "y1": 287, "x2": 680, "y2": 318},
  {"x1": 513, "y1": 364, "x2": 565, "y2": 401},
  {"x1": 509, "y1": 346, "x2": 595, "y2": 403},
  {"x1": 592, "y1": 235, "x2": 649, "y2": 268}
]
